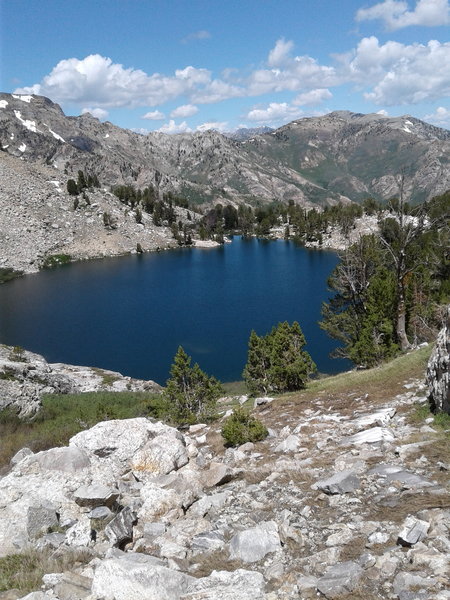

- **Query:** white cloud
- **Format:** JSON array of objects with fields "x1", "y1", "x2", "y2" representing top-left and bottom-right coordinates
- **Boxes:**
[
  {"x1": 246, "y1": 102, "x2": 303, "y2": 124},
  {"x1": 181, "y1": 30, "x2": 211, "y2": 43},
  {"x1": 377, "y1": 109, "x2": 389, "y2": 115},
  {"x1": 142, "y1": 110, "x2": 165, "y2": 120},
  {"x1": 247, "y1": 40, "x2": 338, "y2": 97},
  {"x1": 293, "y1": 88, "x2": 332, "y2": 106},
  {"x1": 356, "y1": 0, "x2": 450, "y2": 30},
  {"x1": 15, "y1": 54, "x2": 213, "y2": 108},
  {"x1": 81, "y1": 107, "x2": 108, "y2": 119},
  {"x1": 341, "y1": 37, "x2": 450, "y2": 105},
  {"x1": 157, "y1": 120, "x2": 192, "y2": 134},
  {"x1": 190, "y1": 79, "x2": 243, "y2": 103},
  {"x1": 268, "y1": 38, "x2": 295, "y2": 67},
  {"x1": 423, "y1": 106, "x2": 450, "y2": 127},
  {"x1": 170, "y1": 104, "x2": 198, "y2": 118},
  {"x1": 196, "y1": 121, "x2": 228, "y2": 132}
]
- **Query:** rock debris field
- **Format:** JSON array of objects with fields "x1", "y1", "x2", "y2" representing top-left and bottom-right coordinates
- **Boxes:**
[{"x1": 0, "y1": 347, "x2": 449, "y2": 600}]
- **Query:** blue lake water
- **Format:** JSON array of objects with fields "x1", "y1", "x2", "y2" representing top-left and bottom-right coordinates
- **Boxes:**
[{"x1": 0, "y1": 237, "x2": 350, "y2": 384}]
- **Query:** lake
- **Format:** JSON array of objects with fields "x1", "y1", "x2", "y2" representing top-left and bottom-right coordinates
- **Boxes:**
[{"x1": 0, "y1": 237, "x2": 350, "y2": 384}]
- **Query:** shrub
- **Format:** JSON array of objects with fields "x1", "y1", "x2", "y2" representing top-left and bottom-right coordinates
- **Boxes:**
[{"x1": 221, "y1": 407, "x2": 268, "y2": 447}]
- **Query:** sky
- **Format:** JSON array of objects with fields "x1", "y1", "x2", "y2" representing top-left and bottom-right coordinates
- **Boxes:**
[{"x1": 1, "y1": 0, "x2": 450, "y2": 133}]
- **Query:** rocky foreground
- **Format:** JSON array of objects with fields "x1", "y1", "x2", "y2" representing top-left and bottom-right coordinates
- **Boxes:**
[{"x1": 0, "y1": 341, "x2": 449, "y2": 600}]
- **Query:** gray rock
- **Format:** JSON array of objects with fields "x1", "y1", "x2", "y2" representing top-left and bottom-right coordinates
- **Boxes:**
[
  {"x1": 314, "y1": 470, "x2": 360, "y2": 495},
  {"x1": 274, "y1": 434, "x2": 301, "y2": 453},
  {"x1": 143, "y1": 521, "x2": 166, "y2": 541},
  {"x1": 183, "y1": 568, "x2": 266, "y2": 599},
  {"x1": 343, "y1": 427, "x2": 395, "y2": 445},
  {"x1": 53, "y1": 571, "x2": 92, "y2": 600},
  {"x1": 201, "y1": 463, "x2": 233, "y2": 488},
  {"x1": 317, "y1": 561, "x2": 363, "y2": 598},
  {"x1": 26, "y1": 504, "x2": 59, "y2": 539},
  {"x1": 91, "y1": 553, "x2": 194, "y2": 599},
  {"x1": 88, "y1": 506, "x2": 113, "y2": 520},
  {"x1": 104, "y1": 506, "x2": 136, "y2": 547},
  {"x1": 393, "y1": 571, "x2": 438, "y2": 600},
  {"x1": 74, "y1": 483, "x2": 119, "y2": 507},
  {"x1": 397, "y1": 516, "x2": 430, "y2": 546},
  {"x1": 33, "y1": 445, "x2": 90, "y2": 472},
  {"x1": 191, "y1": 530, "x2": 225, "y2": 553},
  {"x1": 130, "y1": 430, "x2": 189, "y2": 477},
  {"x1": 10, "y1": 447, "x2": 33, "y2": 466},
  {"x1": 229, "y1": 520, "x2": 281, "y2": 563}
]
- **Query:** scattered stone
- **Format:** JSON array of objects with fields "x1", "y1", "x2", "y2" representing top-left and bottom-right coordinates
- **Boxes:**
[
  {"x1": 104, "y1": 506, "x2": 136, "y2": 547},
  {"x1": 74, "y1": 483, "x2": 119, "y2": 507},
  {"x1": 397, "y1": 516, "x2": 430, "y2": 546},
  {"x1": 274, "y1": 434, "x2": 301, "y2": 453},
  {"x1": 184, "y1": 568, "x2": 266, "y2": 599},
  {"x1": 229, "y1": 521, "x2": 281, "y2": 563},
  {"x1": 201, "y1": 462, "x2": 233, "y2": 488},
  {"x1": 316, "y1": 561, "x2": 363, "y2": 599},
  {"x1": 314, "y1": 470, "x2": 360, "y2": 495},
  {"x1": 343, "y1": 427, "x2": 395, "y2": 445}
]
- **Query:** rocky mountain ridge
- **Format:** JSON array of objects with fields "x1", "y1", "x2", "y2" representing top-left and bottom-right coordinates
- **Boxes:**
[
  {"x1": 1, "y1": 93, "x2": 449, "y2": 207},
  {"x1": 0, "y1": 344, "x2": 448, "y2": 599}
]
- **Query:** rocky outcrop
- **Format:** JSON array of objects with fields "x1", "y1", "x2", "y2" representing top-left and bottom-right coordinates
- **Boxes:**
[
  {"x1": 427, "y1": 309, "x2": 450, "y2": 414},
  {"x1": 0, "y1": 344, "x2": 161, "y2": 417},
  {"x1": 1, "y1": 364, "x2": 449, "y2": 599}
]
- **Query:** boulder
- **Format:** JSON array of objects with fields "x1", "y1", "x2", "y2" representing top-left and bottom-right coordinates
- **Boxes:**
[
  {"x1": 182, "y1": 568, "x2": 266, "y2": 599},
  {"x1": 229, "y1": 520, "x2": 281, "y2": 563},
  {"x1": 91, "y1": 553, "x2": 194, "y2": 600},
  {"x1": 313, "y1": 470, "x2": 360, "y2": 495},
  {"x1": 130, "y1": 430, "x2": 189, "y2": 477},
  {"x1": 316, "y1": 561, "x2": 363, "y2": 598}
]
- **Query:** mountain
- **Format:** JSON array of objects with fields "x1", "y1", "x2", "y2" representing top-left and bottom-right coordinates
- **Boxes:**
[
  {"x1": 224, "y1": 126, "x2": 274, "y2": 141},
  {"x1": 1, "y1": 93, "x2": 450, "y2": 207}
]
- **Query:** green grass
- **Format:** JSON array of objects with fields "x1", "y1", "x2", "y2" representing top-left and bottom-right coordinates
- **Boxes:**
[
  {"x1": 0, "y1": 267, "x2": 24, "y2": 284},
  {"x1": 275, "y1": 345, "x2": 432, "y2": 409},
  {"x1": 0, "y1": 391, "x2": 169, "y2": 469},
  {"x1": 42, "y1": 254, "x2": 72, "y2": 268},
  {"x1": 0, "y1": 548, "x2": 91, "y2": 593}
]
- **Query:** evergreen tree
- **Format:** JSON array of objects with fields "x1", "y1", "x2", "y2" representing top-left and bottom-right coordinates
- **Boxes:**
[
  {"x1": 164, "y1": 347, "x2": 223, "y2": 424},
  {"x1": 243, "y1": 322, "x2": 316, "y2": 395},
  {"x1": 67, "y1": 179, "x2": 78, "y2": 196},
  {"x1": 77, "y1": 170, "x2": 87, "y2": 191}
]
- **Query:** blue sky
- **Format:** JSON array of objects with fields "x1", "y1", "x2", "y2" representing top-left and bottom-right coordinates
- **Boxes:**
[{"x1": 1, "y1": 0, "x2": 450, "y2": 132}]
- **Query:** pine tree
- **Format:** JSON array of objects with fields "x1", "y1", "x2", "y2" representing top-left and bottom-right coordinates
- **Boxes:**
[
  {"x1": 67, "y1": 179, "x2": 78, "y2": 196},
  {"x1": 164, "y1": 347, "x2": 223, "y2": 424}
]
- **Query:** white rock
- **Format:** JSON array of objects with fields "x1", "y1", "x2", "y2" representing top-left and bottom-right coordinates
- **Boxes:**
[{"x1": 229, "y1": 520, "x2": 281, "y2": 563}]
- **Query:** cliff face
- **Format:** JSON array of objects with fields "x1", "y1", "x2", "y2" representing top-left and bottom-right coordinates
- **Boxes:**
[{"x1": 427, "y1": 309, "x2": 450, "y2": 414}]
